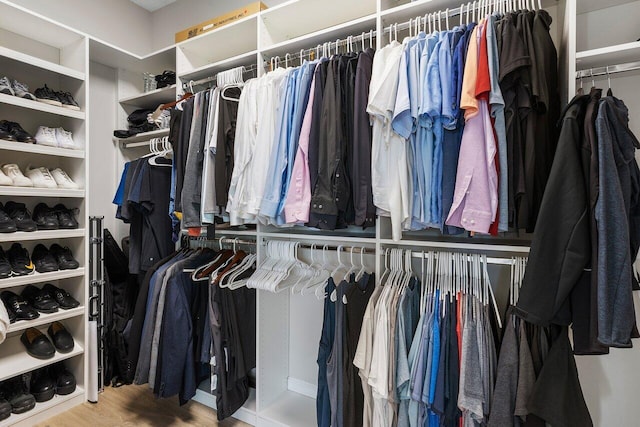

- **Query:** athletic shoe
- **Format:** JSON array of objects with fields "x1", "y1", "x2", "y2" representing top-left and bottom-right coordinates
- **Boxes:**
[
  {"x1": 7, "y1": 243, "x2": 34, "y2": 276},
  {"x1": 0, "y1": 247, "x2": 12, "y2": 279},
  {"x1": 34, "y1": 126, "x2": 58, "y2": 147},
  {"x1": 54, "y1": 128, "x2": 76, "y2": 149},
  {"x1": 56, "y1": 92, "x2": 80, "y2": 111},
  {"x1": 0, "y1": 203, "x2": 17, "y2": 233},
  {"x1": 54, "y1": 204, "x2": 78, "y2": 229},
  {"x1": 0, "y1": 168, "x2": 12, "y2": 186},
  {"x1": 11, "y1": 80, "x2": 36, "y2": 101},
  {"x1": 1, "y1": 164, "x2": 32, "y2": 187},
  {"x1": 33, "y1": 203, "x2": 59, "y2": 230},
  {"x1": 31, "y1": 244, "x2": 59, "y2": 273},
  {"x1": 0, "y1": 77, "x2": 14, "y2": 96},
  {"x1": 34, "y1": 84, "x2": 62, "y2": 107},
  {"x1": 0, "y1": 121, "x2": 36, "y2": 143},
  {"x1": 4, "y1": 201, "x2": 37, "y2": 232},
  {"x1": 50, "y1": 168, "x2": 78, "y2": 189},
  {"x1": 49, "y1": 244, "x2": 79, "y2": 270},
  {"x1": 25, "y1": 166, "x2": 57, "y2": 189},
  {"x1": 0, "y1": 128, "x2": 15, "y2": 142}
]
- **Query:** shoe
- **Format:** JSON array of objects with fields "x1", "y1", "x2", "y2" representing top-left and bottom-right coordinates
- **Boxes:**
[
  {"x1": 0, "y1": 77, "x2": 14, "y2": 96},
  {"x1": 49, "y1": 244, "x2": 79, "y2": 270},
  {"x1": 1, "y1": 164, "x2": 32, "y2": 187},
  {"x1": 54, "y1": 128, "x2": 76, "y2": 150},
  {"x1": 33, "y1": 203, "x2": 59, "y2": 230},
  {"x1": 20, "y1": 328, "x2": 55, "y2": 359},
  {"x1": 0, "y1": 375, "x2": 36, "y2": 414},
  {"x1": 43, "y1": 284, "x2": 79, "y2": 309},
  {"x1": 47, "y1": 321, "x2": 74, "y2": 353},
  {"x1": 54, "y1": 204, "x2": 78, "y2": 229},
  {"x1": 49, "y1": 362, "x2": 76, "y2": 395},
  {"x1": 25, "y1": 166, "x2": 57, "y2": 189},
  {"x1": 50, "y1": 168, "x2": 78, "y2": 189},
  {"x1": 7, "y1": 243, "x2": 35, "y2": 276},
  {"x1": 5, "y1": 302, "x2": 16, "y2": 323},
  {"x1": 4, "y1": 202, "x2": 37, "y2": 232},
  {"x1": 0, "y1": 291, "x2": 39, "y2": 321},
  {"x1": 0, "y1": 168, "x2": 13, "y2": 186},
  {"x1": 0, "y1": 389, "x2": 11, "y2": 421},
  {"x1": 29, "y1": 367, "x2": 55, "y2": 402},
  {"x1": 0, "y1": 203, "x2": 17, "y2": 233},
  {"x1": 31, "y1": 245, "x2": 59, "y2": 274},
  {"x1": 22, "y1": 284, "x2": 59, "y2": 313},
  {"x1": 11, "y1": 80, "x2": 36, "y2": 101},
  {"x1": 0, "y1": 247, "x2": 11, "y2": 279},
  {"x1": 56, "y1": 92, "x2": 80, "y2": 111},
  {"x1": 0, "y1": 127, "x2": 15, "y2": 142},
  {"x1": 34, "y1": 126, "x2": 58, "y2": 147},
  {"x1": 34, "y1": 84, "x2": 62, "y2": 107},
  {"x1": 0, "y1": 121, "x2": 36, "y2": 143}
]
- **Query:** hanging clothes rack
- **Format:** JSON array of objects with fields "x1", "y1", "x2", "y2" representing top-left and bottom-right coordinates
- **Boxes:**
[
  {"x1": 260, "y1": 238, "x2": 375, "y2": 255},
  {"x1": 183, "y1": 63, "x2": 260, "y2": 90},
  {"x1": 405, "y1": 249, "x2": 527, "y2": 266},
  {"x1": 576, "y1": 60, "x2": 640, "y2": 79}
]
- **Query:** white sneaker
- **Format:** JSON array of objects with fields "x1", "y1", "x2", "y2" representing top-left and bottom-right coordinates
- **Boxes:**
[
  {"x1": 24, "y1": 166, "x2": 57, "y2": 188},
  {"x1": 50, "y1": 168, "x2": 78, "y2": 189},
  {"x1": 0, "y1": 168, "x2": 12, "y2": 186},
  {"x1": 34, "y1": 126, "x2": 58, "y2": 147},
  {"x1": 1, "y1": 164, "x2": 32, "y2": 187},
  {"x1": 55, "y1": 128, "x2": 76, "y2": 149},
  {"x1": 0, "y1": 77, "x2": 14, "y2": 96}
]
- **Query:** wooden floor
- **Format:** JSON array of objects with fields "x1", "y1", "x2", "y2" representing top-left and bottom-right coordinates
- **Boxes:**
[{"x1": 35, "y1": 384, "x2": 250, "y2": 427}]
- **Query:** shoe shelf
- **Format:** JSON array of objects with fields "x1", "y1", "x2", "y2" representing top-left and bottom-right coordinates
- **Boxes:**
[
  {"x1": 0, "y1": 388, "x2": 84, "y2": 427},
  {"x1": 0, "y1": 93, "x2": 85, "y2": 121},
  {"x1": 0, "y1": 187, "x2": 84, "y2": 198},
  {"x1": 0, "y1": 140, "x2": 84, "y2": 159},
  {"x1": 113, "y1": 128, "x2": 170, "y2": 147},
  {"x1": 0, "y1": 332, "x2": 84, "y2": 382},
  {"x1": 0, "y1": 46, "x2": 85, "y2": 82},
  {"x1": 0, "y1": 269, "x2": 85, "y2": 290},
  {"x1": 119, "y1": 84, "x2": 177, "y2": 109},
  {"x1": 0, "y1": 229, "x2": 85, "y2": 243},
  {"x1": 7, "y1": 307, "x2": 85, "y2": 334}
]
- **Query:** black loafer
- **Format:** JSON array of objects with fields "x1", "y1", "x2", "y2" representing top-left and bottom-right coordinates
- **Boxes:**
[
  {"x1": 31, "y1": 244, "x2": 59, "y2": 274},
  {"x1": 20, "y1": 328, "x2": 55, "y2": 359},
  {"x1": 5, "y1": 303, "x2": 16, "y2": 323},
  {"x1": 47, "y1": 321, "x2": 74, "y2": 353},
  {"x1": 0, "y1": 128, "x2": 15, "y2": 142},
  {"x1": 42, "y1": 284, "x2": 79, "y2": 309},
  {"x1": 54, "y1": 204, "x2": 78, "y2": 229},
  {"x1": 1, "y1": 291, "x2": 39, "y2": 321},
  {"x1": 49, "y1": 362, "x2": 76, "y2": 395},
  {"x1": 21, "y1": 285, "x2": 59, "y2": 314},
  {"x1": 0, "y1": 375, "x2": 36, "y2": 414},
  {"x1": 49, "y1": 244, "x2": 79, "y2": 270},
  {"x1": 33, "y1": 203, "x2": 59, "y2": 230},
  {"x1": 30, "y1": 367, "x2": 55, "y2": 402}
]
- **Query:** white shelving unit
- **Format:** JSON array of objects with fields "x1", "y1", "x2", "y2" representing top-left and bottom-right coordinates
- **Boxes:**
[
  {"x1": 0, "y1": 140, "x2": 84, "y2": 159},
  {"x1": 0, "y1": 93, "x2": 85, "y2": 120},
  {"x1": 576, "y1": 41, "x2": 640, "y2": 69},
  {"x1": 118, "y1": 84, "x2": 176, "y2": 108},
  {"x1": 0, "y1": 269, "x2": 85, "y2": 290},
  {"x1": 0, "y1": 388, "x2": 85, "y2": 427},
  {"x1": 0, "y1": 229, "x2": 85, "y2": 243},
  {"x1": 7, "y1": 307, "x2": 85, "y2": 334},
  {"x1": 112, "y1": 128, "x2": 170, "y2": 146},
  {"x1": 0, "y1": 187, "x2": 85, "y2": 198}
]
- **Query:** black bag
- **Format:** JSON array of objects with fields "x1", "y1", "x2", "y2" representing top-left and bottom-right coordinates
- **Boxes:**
[
  {"x1": 127, "y1": 109, "x2": 153, "y2": 126},
  {"x1": 155, "y1": 70, "x2": 176, "y2": 89}
]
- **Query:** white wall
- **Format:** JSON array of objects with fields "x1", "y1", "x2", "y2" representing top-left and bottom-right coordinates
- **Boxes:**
[
  {"x1": 576, "y1": 0, "x2": 640, "y2": 51},
  {"x1": 8, "y1": 0, "x2": 153, "y2": 55}
]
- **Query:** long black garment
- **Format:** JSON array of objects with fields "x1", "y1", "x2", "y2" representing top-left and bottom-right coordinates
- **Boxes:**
[
  {"x1": 174, "y1": 97, "x2": 194, "y2": 213},
  {"x1": 214, "y1": 87, "x2": 241, "y2": 211}
]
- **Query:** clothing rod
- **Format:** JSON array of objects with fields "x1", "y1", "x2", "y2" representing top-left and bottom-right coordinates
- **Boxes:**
[
  {"x1": 408, "y1": 251, "x2": 526, "y2": 266},
  {"x1": 190, "y1": 236, "x2": 256, "y2": 246},
  {"x1": 185, "y1": 64, "x2": 260, "y2": 88},
  {"x1": 576, "y1": 60, "x2": 640, "y2": 79},
  {"x1": 261, "y1": 239, "x2": 376, "y2": 254}
]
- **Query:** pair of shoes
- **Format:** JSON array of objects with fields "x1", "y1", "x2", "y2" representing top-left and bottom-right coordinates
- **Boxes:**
[
  {"x1": 0, "y1": 284, "x2": 79, "y2": 321},
  {"x1": 33, "y1": 203, "x2": 79, "y2": 230},
  {"x1": 1, "y1": 202, "x2": 36, "y2": 232},
  {"x1": 1, "y1": 290, "x2": 39, "y2": 321},
  {"x1": 0, "y1": 164, "x2": 79, "y2": 189},
  {"x1": 29, "y1": 362, "x2": 76, "y2": 403},
  {"x1": 0, "y1": 243, "x2": 34, "y2": 276},
  {"x1": 34, "y1": 126, "x2": 77, "y2": 149},
  {"x1": 0, "y1": 164, "x2": 31, "y2": 187},
  {"x1": 20, "y1": 322, "x2": 74, "y2": 359},
  {"x1": 0, "y1": 120, "x2": 36, "y2": 143},
  {"x1": 32, "y1": 244, "x2": 80, "y2": 273},
  {"x1": 0, "y1": 77, "x2": 36, "y2": 101},
  {"x1": 0, "y1": 374, "x2": 35, "y2": 416},
  {"x1": 33, "y1": 85, "x2": 80, "y2": 111}
]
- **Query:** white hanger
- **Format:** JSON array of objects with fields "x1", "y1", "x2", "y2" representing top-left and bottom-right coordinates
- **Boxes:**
[{"x1": 369, "y1": 29, "x2": 374, "y2": 49}]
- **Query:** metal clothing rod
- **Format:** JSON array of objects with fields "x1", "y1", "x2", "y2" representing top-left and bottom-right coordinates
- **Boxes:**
[
  {"x1": 190, "y1": 236, "x2": 257, "y2": 247},
  {"x1": 576, "y1": 60, "x2": 640, "y2": 79},
  {"x1": 408, "y1": 251, "x2": 527, "y2": 266},
  {"x1": 185, "y1": 63, "x2": 260, "y2": 89},
  {"x1": 261, "y1": 238, "x2": 376, "y2": 255}
]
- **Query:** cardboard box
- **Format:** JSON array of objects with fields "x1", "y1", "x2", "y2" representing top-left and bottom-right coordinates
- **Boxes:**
[{"x1": 175, "y1": 2, "x2": 267, "y2": 43}]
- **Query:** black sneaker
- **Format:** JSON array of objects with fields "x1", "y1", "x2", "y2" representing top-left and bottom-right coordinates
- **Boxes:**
[
  {"x1": 49, "y1": 244, "x2": 79, "y2": 270},
  {"x1": 34, "y1": 84, "x2": 62, "y2": 107},
  {"x1": 0, "y1": 203, "x2": 17, "y2": 233},
  {"x1": 53, "y1": 204, "x2": 78, "y2": 229},
  {"x1": 33, "y1": 203, "x2": 58, "y2": 230},
  {"x1": 0, "y1": 375, "x2": 36, "y2": 414},
  {"x1": 0, "y1": 290, "x2": 39, "y2": 321},
  {"x1": 4, "y1": 201, "x2": 37, "y2": 232},
  {"x1": 0, "y1": 247, "x2": 11, "y2": 279},
  {"x1": 42, "y1": 283, "x2": 79, "y2": 309},
  {"x1": 31, "y1": 244, "x2": 59, "y2": 274},
  {"x1": 56, "y1": 91, "x2": 80, "y2": 111},
  {"x1": 7, "y1": 243, "x2": 34, "y2": 276},
  {"x1": 0, "y1": 120, "x2": 36, "y2": 143}
]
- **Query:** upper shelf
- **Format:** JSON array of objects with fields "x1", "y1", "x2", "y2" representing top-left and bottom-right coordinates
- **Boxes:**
[
  {"x1": 577, "y1": 0, "x2": 637, "y2": 14},
  {"x1": 576, "y1": 41, "x2": 640, "y2": 69},
  {"x1": 178, "y1": 51, "x2": 259, "y2": 83},
  {"x1": 113, "y1": 128, "x2": 170, "y2": 146},
  {"x1": 0, "y1": 93, "x2": 85, "y2": 120},
  {"x1": 0, "y1": 139, "x2": 84, "y2": 159},
  {"x1": 119, "y1": 84, "x2": 176, "y2": 109},
  {"x1": 0, "y1": 46, "x2": 85, "y2": 81}
]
